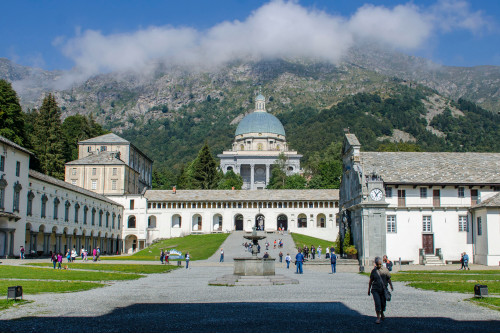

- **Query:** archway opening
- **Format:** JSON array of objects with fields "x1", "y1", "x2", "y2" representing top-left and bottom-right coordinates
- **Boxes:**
[
  {"x1": 148, "y1": 215, "x2": 157, "y2": 229},
  {"x1": 317, "y1": 214, "x2": 326, "y2": 228},
  {"x1": 298, "y1": 214, "x2": 307, "y2": 228},
  {"x1": 234, "y1": 214, "x2": 244, "y2": 231},
  {"x1": 277, "y1": 214, "x2": 288, "y2": 231},
  {"x1": 125, "y1": 235, "x2": 138, "y2": 254},
  {"x1": 172, "y1": 214, "x2": 181, "y2": 228},
  {"x1": 213, "y1": 214, "x2": 223, "y2": 231},
  {"x1": 255, "y1": 214, "x2": 265, "y2": 231},
  {"x1": 128, "y1": 216, "x2": 136, "y2": 228},
  {"x1": 192, "y1": 214, "x2": 202, "y2": 231}
]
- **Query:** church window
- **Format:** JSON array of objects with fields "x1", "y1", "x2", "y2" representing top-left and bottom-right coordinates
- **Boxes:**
[
  {"x1": 422, "y1": 216, "x2": 432, "y2": 232},
  {"x1": 458, "y1": 216, "x2": 468, "y2": 232},
  {"x1": 458, "y1": 187, "x2": 465, "y2": 198},
  {"x1": 420, "y1": 188, "x2": 427, "y2": 199},
  {"x1": 477, "y1": 217, "x2": 482, "y2": 236},
  {"x1": 99, "y1": 210, "x2": 103, "y2": 226},
  {"x1": 387, "y1": 215, "x2": 397, "y2": 233},
  {"x1": 385, "y1": 187, "x2": 392, "y2": 198}
]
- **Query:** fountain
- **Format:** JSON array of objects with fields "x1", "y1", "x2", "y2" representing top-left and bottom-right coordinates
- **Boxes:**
[{"x1": 233, "y1": 226, "x2": 276, "y2": 276}]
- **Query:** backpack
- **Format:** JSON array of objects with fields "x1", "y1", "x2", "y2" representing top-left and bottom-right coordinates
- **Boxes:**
[{"x1": 387, "y1": 261, "x2": 393, "y2": 271}]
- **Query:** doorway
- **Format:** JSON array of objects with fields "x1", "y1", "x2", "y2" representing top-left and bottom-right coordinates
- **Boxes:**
[
  {"x1": 277, "y1": 214, "x2": 288, "y2": 230},
  {"x1": 255, "y1": 214, "x2": 265, "y2": 231},
  {"x1": 422, "y1": 234, "x2": 434, "y2": 254},
  {"x1": 235, "y1": 214, "x2": 244, "y2": 231}
]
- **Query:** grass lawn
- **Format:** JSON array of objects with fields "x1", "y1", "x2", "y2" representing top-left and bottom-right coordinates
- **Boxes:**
[
  {"x1": 290, "y1": 233, "x2": 336, "y2": 251},
  {"x1": 0, "y1": 299, "x2": 31, "y2": 311},
  {"x1": 101, "y1": 233, "x2": 230, "y2": 261},
  {"x1": 0, "y1": 265, "x2": 143, "y2": 281},
  {"x1": 24, "y1": 263, "x2": 177, "y2": 274},
  {"x1": 0, "y1": 280, "x2": 106, "y2": 295},
  {"x1": 390, "y1": 273, "x2": 500, "y2": 283},
  {"x1": 469, "y1": 297, "x2": 500, "y2": 310},
  {"x1": 408, "y1": 281, "x2": 500, "y2": 294}
]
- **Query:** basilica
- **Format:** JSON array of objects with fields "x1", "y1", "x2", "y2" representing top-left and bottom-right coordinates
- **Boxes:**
[{"x1": 1, "y1": 90, "x2": 499, "y2": 266}]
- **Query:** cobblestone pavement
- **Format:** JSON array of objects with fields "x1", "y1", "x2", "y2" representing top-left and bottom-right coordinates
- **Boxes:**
[{"x1": 1, "y1": 256, "x2": 499, "y2": 332}]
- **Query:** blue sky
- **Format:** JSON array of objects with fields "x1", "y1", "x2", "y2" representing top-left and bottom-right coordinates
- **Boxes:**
[{"x1": 1, "y1": 0, "x2": 499, "y2": 72}]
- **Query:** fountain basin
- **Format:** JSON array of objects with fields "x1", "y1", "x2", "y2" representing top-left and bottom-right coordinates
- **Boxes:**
[{"x1": 233, "y1": 257, "x2": 275, "y2": 276}]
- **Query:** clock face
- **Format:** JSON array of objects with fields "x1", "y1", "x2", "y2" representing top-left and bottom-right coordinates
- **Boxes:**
[{"x1": 370, "y1": 188, "x2": 383, "y2": 201}]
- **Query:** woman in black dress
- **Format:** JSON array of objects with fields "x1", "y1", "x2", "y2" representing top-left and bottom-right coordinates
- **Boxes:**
[{"x1": 368, "y1": 256, "x2": 394, "y2": 324}]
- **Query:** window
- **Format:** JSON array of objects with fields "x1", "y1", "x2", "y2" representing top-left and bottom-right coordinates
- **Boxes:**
[
  {"x1": 87, "y1": 146, "x2": 91, "y2": 152},
  {"x1": 112, "y1": 180, "x2": 117, "y2": 190},
  {"x1": 41, "y1": 195, "x2": 48, "y2": 218},
  {"x1": 13, "y1": 182, "x2": 22, "y2": 212},
  {"x1": 118, "y1": 215, "x2": 121, "y2": 229},
  {"x1": 83, "y1": 206, "x2": 88, "y2": 225},
  {"x1": 385, "y1": 187, "x2": 392, "y2": 198},
  {"x1": 74, "y1": 203, "x2": 80, "y2": 223},
  {"x1": 112, "y1": 168, "x2": 117, "y2": 176},
  {"x1": 130, "y1": 200, "x2": 134, "y2": 210},
  {"x1": 398, "y1": 189, "x2": 406, "y2": 207},
  {"x1": 100, "y1": 146, "x2": 107, "y2": 152},
  {"x1": 471, "y1": 189, "x2": 478, "y2": 205},
  {"x1": 420, "y1": 188, "x2": 427, "y2": 199},
  {"x1": 433, "y1": 189, "x2": 440, "y2": 207},
  {"x1": 458, "y1": 216, "x2": 467, "y2": 232},
  {"x1": 92, "y1": 168, "x2": 97, "y2": 176},
  {"x1": 72, "y1": 168, "x2": 77, "y2": 175},
  {"x1": 64, "y1": 201, "x2": 70, "y2": 222},
  {"x1": 91, "y1": 180, "x2": 97, "y2": 190},
  {"x1": 15, "y1": 161, "x2": 21, "y2": 177},
  {"x1": 99, "y1": 210, "x2": 103, "y2": 226},
  {"x1": 128, "y1": 216, "x2": 136, "y2": 228},
  {"x1": 71, "y1": 180, "x2": 77, "y2": 186},
  {"x1": 0, "y1": 155, "x2": 4, "y2": 172},
  {"x1": 387, "y1": 215, "x2": 397, "y2": 233},
  {"x1": 112, "y1": 213, "x2": 116, "y2": 229},
  {"x1": 298, "y1": 214, "x2": 307, "y2": 228},
  {"x1": 477, "y1": 217, "x2": 482, "y2": 236},
  {"x1": 458, "y1": 187, "x2": 465, "y2": 198},
  {"x1": 53, "y1": 198, "x2": 60, "y2": 219},
  {"x1": 106, "y1": 212, "x2": 109, "y2": 227},
  {"x1": 257, "y1": 143, "x2": 263, "y2": 151},
  {"x1": 27, "y1": 191, "x2": 35, "y2": 216},
  {"x1": 91, "y1": 208, "x2": 96, "y2": 225},
  {"x1": 422, "y1": 216, "x2": 432, "y2": 232}
]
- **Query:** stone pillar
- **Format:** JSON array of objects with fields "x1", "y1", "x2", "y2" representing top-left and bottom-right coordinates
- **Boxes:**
[
  {"x1": 29, "y1": 232, "x2": 33, "y2": 253},
  {"x1": 9, "y1": 230, "x2": 15, "y2": 256},
  {"x1": 31, "y1": 232, "x2": 38, "y2": 253},
  {"x1": 250, "y1": 164, "x2": 255, "y2": 190},
  {"x1": 55, "y1": 234, "x2": 61, "y2": 253},
  {"x1": 266, "y1": 164, "x2": 270, "y2": 185},
  {"x1": 43, "y1": 233, "x2": 51, "y2": 255},
  {"x1": 235, "y1": 164, "x2": 240, "y2": 174},
  {"x1": 67, "y1": 236, "x2": 72, "y2": 253}
]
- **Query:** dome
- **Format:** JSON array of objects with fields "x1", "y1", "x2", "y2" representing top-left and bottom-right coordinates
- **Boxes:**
[
  {"x1": 256, "y1": 93, "x2": 265, "y2": 101},
  {"x1": 235, "y1": 112, "x2": 286, "y2": 137}
]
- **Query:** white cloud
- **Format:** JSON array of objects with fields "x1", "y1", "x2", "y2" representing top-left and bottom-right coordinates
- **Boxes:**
[{"x1": 54, "y1": 0, "x2": 490, "y2": 85}]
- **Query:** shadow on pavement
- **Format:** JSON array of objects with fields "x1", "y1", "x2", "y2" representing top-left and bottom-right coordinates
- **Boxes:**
[{"x1": 2, "y1": 302, "x2": 499, "y2": 332}]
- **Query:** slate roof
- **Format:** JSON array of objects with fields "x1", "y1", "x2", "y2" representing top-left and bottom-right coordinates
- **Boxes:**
[
  {"x1": 345, "y1": 134, "x2": 360, "y2": 147},
  {"x1": 66, "y1": 152, "x2": 126, "y2": 166},
  {"x1": 0, "y1": 135, "x2": 33, "y2": 155},
  {"x1": 472, "y1": 193, "x2": 500, "y2": 209},
  {"x1": 29, "y1": 170, "x2": 122, "y2": 207},
  {"x1": 360, "y1": 152, "x2": 500, "y2": 185},
  {"x1": 145, "y1": 189, "x2": 339, "y2": 202},
  {"x1": 79, "y1": 133, "x2": 129, "y2": 145}
]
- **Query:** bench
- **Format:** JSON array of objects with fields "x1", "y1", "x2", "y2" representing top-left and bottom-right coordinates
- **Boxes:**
[
  {"x1": 394, "y1": 260, "x2": 414, "y2": 265},
  {"x1": 445, "y1": 260, "x2": 462, "y2": 264}
]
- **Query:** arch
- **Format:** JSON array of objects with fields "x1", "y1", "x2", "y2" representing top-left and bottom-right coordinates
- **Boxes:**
[
  {"x1": 255, "y1": 214, "x2": 265, "y2": 231},
  {"x1": 38, "y1": 224, "x2": 46, "y2": 233},
  {"x1": 192, "y1": 214, "x2": 202, "y2": 231},
  {"x1": 127, "y1": 215, "x2": 136, "y2": 228},
  {"x1": 212, "y1": 214, "x2": 222, "y2": 231},
  {"x1": 234, "y1": 214, "x2": 244, "y2": 231},
  {"x1": 227, "y1": 166, "x2": 233, "y2": 172},
  {"x1": 124, "y1": 234, "x2": 138, "y2": 254},
  {"x1": 277, "y1": 214, "x2": 288, "y2": 231},
  {"x1": 317, "y1": 214, "x2": 326, "y2": 228},
  {"x1": 298, "y1": 214, "x2": 307, "y2": 228},
  {"x1": 148, "y1": 215, "x2": 157, "y2": 229},
  {"x1": 172, "y1": 214, "x2": 181, "y2": 228}
]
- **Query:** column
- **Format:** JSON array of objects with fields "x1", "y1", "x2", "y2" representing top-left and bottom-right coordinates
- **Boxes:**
[
  {"x1": 250, "y1": 164, "x2": 255, "y2": 190},
  {"x1": 9, "y1": 230, "x2": 15, "y2": 256},
  {"x1": 43, "y1": 233, "x2": 51, "y2": 255},
  {"x1": 55, "y1": 234, "x2": 61, "y2": 253},
  {"x1": 29, "y1": 232, "x2": 33, "y2": 253},
  {"x1": 266, "y1": 164, "x2": 270, "y2": 185},
  {"x1": 67, "y1": 236, "x2": 72, "y2": 252},
  {"x1": 235, "y1": 164, "x2": 240, "y2": 174},
  {"x1": 31, "y1": 232, "x2": 38, "y2": 253}
]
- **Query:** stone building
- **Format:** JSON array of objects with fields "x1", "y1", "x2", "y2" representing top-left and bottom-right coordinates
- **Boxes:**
[
  {"x1": 339, "y1": 133, "x2": 500, "y2": 266},
  {"x1": 218, "y1": 93, "x2": 302, "y2": 190},
  {"x1": 113, "y1": 189, "x2": 339, "y2": 254},
  {"x1": 65, "y1": 133, "x2": 153, "y2": 195}
]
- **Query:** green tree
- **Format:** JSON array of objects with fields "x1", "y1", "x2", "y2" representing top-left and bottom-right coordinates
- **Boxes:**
[
  {"x1": 31, "y1": 94, "x2": 66, "y2": 179},
  {"x1": 307, "y1": 141, "x2": 343, "y2": 189},
  {"x1": 191, "y1": 142, "x2": 220, "y2": 189},
  {"x1": 284, "y1": 174, "x2": 307, "y2": 189},
  {"x1": 267, "y1": 153, "x2": 288, "y2": 189},
  {"x1": 61, "y1": 114, "x2": 108, "y2": 161},
  {"x1": 377, "y1": 141, "x2": 422, "y2": 152},
  {"x1": 0, "y1": 79, "x2": 26, "y2": 145},
  {"x1": 217, "y1": 170, "x2": 243, "y2": 189},
  {"x1": 152, "y1": 166, "x2": 177, "y2": 190}
]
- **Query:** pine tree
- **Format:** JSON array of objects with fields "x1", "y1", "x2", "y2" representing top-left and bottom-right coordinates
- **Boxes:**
[
  {"x1": 31, "y1": 94, "x2": 66, "y2": 179},
  {"x1": 0, "y1": 79, "x2": 27, "y2": 145},
  {"x1": 217, "y1": 170, "x2": 243, "y2": 189},
  {"x1": 61, "y1": 114, "x2": 108, "y2": 161},
  {"x1": 191, "y1": 142, "x2": 219, "y2": 189}
]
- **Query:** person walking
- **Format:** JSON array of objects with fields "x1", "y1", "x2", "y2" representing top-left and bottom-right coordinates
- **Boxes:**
[
  {"x1": 20, "y1": 246, "x2": 25, "y2": 260},
  {"x1": 220, "y1": 248, "x2": 224, "y2": 262},
  {"x1": 185, "y1": 252, "x2": 190, "y2": 269},
  {"x1": 368, "y1": 256, "x2": 394, "y2": 324},
  {"x1": 330, "y1": 250, "x2": 337, "y2": 274},
  {"x1": 83, "y1": 249, "x2": 88, "y2": 262},
  {"x1": 279, "y1": 251, "x2": 283, "y2": 263},
  {"x1": 160, "y1": 249, "x2": 164, "y2": 264},
  {"x1": 296, "y1": 249, "x2": 304, "y2": 274},
  {"x1": 51, "y1": 252, "x2": 58, "y2": 269},
  {"x1": 92, "y1": 248, "x2": 97, "y2": 262},
  {"x1": 71, "y1": 248, "x2": 77, "y2": 262},
  {"x1": 81, "y1": 247, "x2": 85, "y2": 260},
  {"x1": 459, "y1": 252, "x2": 465, "y2": 270},
  {"x1": 66, "y1": 250, "x2": 71, "y2": 263},
  {"x1": 318, "y1": 246, "x2": 322, "y2": 259},
  {"x1": 57, "y1": 253, "x2": 63, "y2": 269},
  {"x1": 285, "y1": 253, "x2": 291, "y2": 269},
  {"x1": 97, "y1": 247, "x2": 101, "y2": 261},
  {"x1": 311, "y1": 245, "x2": 315, "y2": 260},
  {"x1": 463, "y1": 252, "x2": 470, "y2": 270},
  {"x1": 326, "y1": 247, "x2": 330, "y2": 259}
]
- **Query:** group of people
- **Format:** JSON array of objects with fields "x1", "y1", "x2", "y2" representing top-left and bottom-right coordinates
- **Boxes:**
[
  {"x1": 159, "y1": 249, "x2": 171, "y2": 264},
  {"x1": 48, "y1": 247, "x2": 100, "y2": 268},
  {"x1": 301, "y1": 244, "x2": 335, "y2": 260},
  {"x1": 459, "y1": 252, "x2": 470, "y2": 270},
  {"x1": 273, "y1": 239, "x2": 284, "y2": 249}
]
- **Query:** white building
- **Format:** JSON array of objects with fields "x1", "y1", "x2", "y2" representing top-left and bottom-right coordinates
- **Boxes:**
[
  {"x1": 218, "y1": 93, "x2": 302, "y2": 190},
  {"x1": 339, "y1": 133, "x2": 500, "y2": 266},
  {"x1": 111, "y1": 189, "x2": 340, "y2": 254},
  {"x1": 0, "y1": 135, "x2": 123, "y2": 258}
]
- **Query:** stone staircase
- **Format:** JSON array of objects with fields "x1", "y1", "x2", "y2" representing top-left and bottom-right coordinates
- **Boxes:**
[
  {"x1": 209, "y1": 274, "x2": 299, "y2": 286},
  {"x1": 424, "y1": 254, "x2": 445, "y2": 266}
]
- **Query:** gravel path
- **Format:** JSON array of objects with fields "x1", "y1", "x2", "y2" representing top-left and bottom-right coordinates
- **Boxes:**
[{"x1": 1, "y1": 257, "x2": 499, "y2": 332}]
